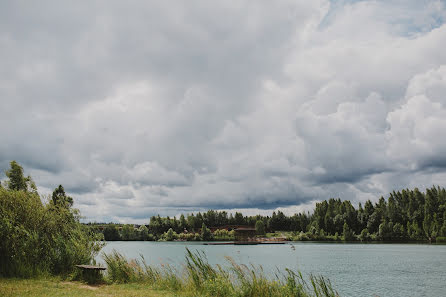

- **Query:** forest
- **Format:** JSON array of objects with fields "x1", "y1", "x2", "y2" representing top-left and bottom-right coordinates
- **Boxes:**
[{"x1": 92, "y1": 188, "x2": 446, "y2": 243}]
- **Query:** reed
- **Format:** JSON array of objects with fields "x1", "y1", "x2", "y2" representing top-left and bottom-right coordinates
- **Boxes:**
[{"x1": 102, "y1": 248, "x2": 339, "y2": 297}]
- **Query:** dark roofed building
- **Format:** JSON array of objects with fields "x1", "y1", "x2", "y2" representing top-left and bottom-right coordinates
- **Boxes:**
[{"x1": 233, "y1": 227, "x2": 256, "y2": 241}]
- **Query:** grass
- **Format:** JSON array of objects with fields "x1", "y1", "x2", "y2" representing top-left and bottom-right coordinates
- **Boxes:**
[
  {"x1": 0, "y1": 278, "x2": 178, "y2": 297},
  {"x1": 0, "y1": 249, "x2": 339, "y2": 297}
]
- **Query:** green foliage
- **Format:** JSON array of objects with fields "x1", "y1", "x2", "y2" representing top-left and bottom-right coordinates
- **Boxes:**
[
  {"x1": 0, "y1": 160, "x2": 103, "y2": 278},
  {"x1": 441, "y1": 225, "x2": 446, "y2": 237},
  {"x1": 200, "y1": 223, "x2": 213, "y2": 241},
  {"x1": 138, "y1": 225, "x2": 150, "y2": 241},
  {"x1": 342, "y1": 223, "x2": 355, "y2": 241},
  {"x1": 334, "y1": 232, "x2": 340, "y2": 241},
  {"x1": 407, "y1": 221, "x2": 424, "y2": 240},
  {"x1": 102, "y1": 249, "x2": 340, "y2": 297},
  {"x1": 0, "y1": 188, "x2": 103, "y2": 277},
  {"x1": 161, "y1": 228, "x2": 178, "y2": 241},
  {"x1": 213, "y1": 229, "x2": 235, "y2": 241},
  {"x1": 51, "y1": 185, "x2": 73, "y2": 208},
  {"x1": 392, "y1": 223, "x2": 406, "y2": 240},
  {"x1": 103, "y1": 225, "x2": 121, "y2": 241},
  {"x1": 121, "y1": 225, "x2": 137, "y2": 241},
  {"x1": 255, "y1": 220, "x2": 266, "y2": 235},
  {"x1": 4, "y1": 160, "x2": 37, "y2": 193},
  {"x1": 378, "y1": 221, "x2": 393, "y2": 241},
  {"x1": 358, "y1": 229, "x2": 371, "y2": 242},
  {"x1": 178, "y1": 232, "x2": 200, "y2": 241},
  {"x1": 90, "y1": 185, "x2": 446, "y2": 243},
  {"x1": 103, "y1": 251, "x2": 138, "y2": 283}
]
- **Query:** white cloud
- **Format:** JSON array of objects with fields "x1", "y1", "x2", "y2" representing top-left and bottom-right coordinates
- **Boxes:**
[
  {"x1": 1, "y1": 1, "x2": 446, "y2": 222},
  {"x1": 386, "y1": 65, "x2": 446, "y2": 170}
]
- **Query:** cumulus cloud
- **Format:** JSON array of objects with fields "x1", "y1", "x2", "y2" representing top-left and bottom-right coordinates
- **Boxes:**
[
  {"x1": 387, "y1": 66, "x2": 446, "y2": 170},
  {"x1": 1, "y1": 0, "x2": 446, "y2": 222}
]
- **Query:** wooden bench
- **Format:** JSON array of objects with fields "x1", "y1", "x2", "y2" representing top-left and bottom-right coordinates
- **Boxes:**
[
  {"x1": 75, "y1": 264, "x2": 106, "y2": 270},
  {"x1": 75, "y1": 265, "x2": 106, "y2": 283}
]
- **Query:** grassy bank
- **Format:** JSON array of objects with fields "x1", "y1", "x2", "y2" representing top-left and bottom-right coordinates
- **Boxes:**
[
  {"x1": 0, "y1": 249, "x2": 339, "y2": 297},
  {"x1": 0, "y1": 278, "x2": 179, "y2": 297}
]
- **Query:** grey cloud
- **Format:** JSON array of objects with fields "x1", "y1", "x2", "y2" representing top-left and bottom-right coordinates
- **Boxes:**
[{"x1": 2, "y1": 1, "x2": 446, "y2": 222}]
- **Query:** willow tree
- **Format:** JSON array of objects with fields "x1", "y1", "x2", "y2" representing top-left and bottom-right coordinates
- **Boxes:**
[{"x1": 4, "y1": 160, "x2": 37, "y2": 193}]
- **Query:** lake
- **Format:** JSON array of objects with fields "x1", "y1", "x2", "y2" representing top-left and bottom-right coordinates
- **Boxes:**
[{"x1": 99, "y1": 241, "x2": 446, "y2": 297}]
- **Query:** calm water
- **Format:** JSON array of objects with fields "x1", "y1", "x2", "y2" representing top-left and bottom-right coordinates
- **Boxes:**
[{"x1": 99, "y1": 241, "x2": 446, "y2": 297}]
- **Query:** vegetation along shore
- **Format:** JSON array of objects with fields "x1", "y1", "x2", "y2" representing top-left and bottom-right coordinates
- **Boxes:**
[
  {"x1": 89, "y1": 187, "x2": 446, "y2": 244},
  {"x1": 2, "y1": 160, "x2": 446, "y2": 296},
  {"x1": 1, "y1": 160, "x2": 339, "y2": 296}
]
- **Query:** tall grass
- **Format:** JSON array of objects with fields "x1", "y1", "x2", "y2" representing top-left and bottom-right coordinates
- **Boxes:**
[{"x1": 103, "y1": 248, "x2": 339, "y2": 297}]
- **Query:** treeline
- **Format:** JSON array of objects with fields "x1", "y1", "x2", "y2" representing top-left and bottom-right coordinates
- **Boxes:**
[
  {"x1": 310, "y1": 187, "x2": 446, "y2": 242},
  {"x1": 89, "y1": 221, "x2": 234, "y2": 242},
  {"x1": 0, "y1": 161, "x2": 102, "y2": 277},
  {"x1": 92, "y1": 186, "x2": 446, "y2": 242}
]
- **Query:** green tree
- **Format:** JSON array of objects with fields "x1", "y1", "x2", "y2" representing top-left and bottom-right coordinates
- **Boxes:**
[
  {"x1": 255, "y1": 220, "x2": 265, "y2": 235},
  {"x1": 103, "y1": 225, "x2": 121, "y2": 241},
  {"x1": 358, "y1": 228, "x2": 371, "y2": 242},
  {"x1": 378, "y1": 220, "x2": 393, "y2": 240},
  {"x1": 423, "y1": 187, "x2": 439, "y2": 240},
  {"x1": 392, "y1": 223, "x2": 405, "y2": 240},
  {"x1": 407, "y1": 221, "x2": 423, "y2": 240},
  {"x1": 138, "y1": 225, "x2": 150, "y2": 241},
  {"x1": 164, "y1": 228, "x2": 177, "y2": 241},
  {"x1": 333, "y1": 214, "x2": 344, "y2": 235},
  {"x1": 5, "y1": 161, "x2": 37, "y2": 193},
  {"x1": 0, "y1": 187, "x2": 103, "y2": 277},
  {"x1": 200, "y1": 223, "x2": 212, "y2": 241},
  {"x1": 441, "y1": 211, "x2": 446, "y2": 237},
  {"x1": 179, "y1": 214, "x2": 187, "y2": 232},
  {"x1": 319, "y1": 228, "x2": 326, "y2": 239},
  {"x1": 51, "y1": 185, "x2": 73, "y2": 208},
  {"x1": 121, "y1": 225, "x2": 135, "y2": 240},
  {"x1": 234, "y1": 212, "x2": 245, "y2": 225},
  {"x1": 343, "y1": 222, "x2": 355, "y2": 241}
]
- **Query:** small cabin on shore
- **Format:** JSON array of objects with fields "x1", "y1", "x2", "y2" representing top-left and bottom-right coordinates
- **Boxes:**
[{"x1": 233, "y1": 227, "x2": 256, "y2": 241}]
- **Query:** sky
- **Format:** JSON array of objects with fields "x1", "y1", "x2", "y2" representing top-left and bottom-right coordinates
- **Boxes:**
[{"x1": 1, "y1": 0, "x2": 446, "y2": 223}]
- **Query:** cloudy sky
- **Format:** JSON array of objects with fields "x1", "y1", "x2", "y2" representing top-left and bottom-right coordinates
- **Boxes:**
[{"x1": 1, "y1": 0, "x2": 446, "y2": 223}]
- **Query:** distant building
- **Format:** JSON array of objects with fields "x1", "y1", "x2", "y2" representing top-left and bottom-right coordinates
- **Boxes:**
[{"x1": 233, "y1": 227, "x2": 256, "y2": 241}]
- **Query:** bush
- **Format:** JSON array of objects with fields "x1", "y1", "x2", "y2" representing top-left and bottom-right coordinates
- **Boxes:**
[
  {"x1": 178, "y1": 232, "x2": 197, "y2": 241},
  {"x1": 294, "y1": 232, "x2": 310, "y2": 241},
  {"x1": 160, "y1": 228, "x2": 178, "y2": 241},
  {"x1": 436, "y1": 236, "x2": 446, "y2": 243},
  {"x1": 213, "y1": 229, "x2": 235, "y2": 241},
  {"x1": 0, "y1": 188, "x2": 103, "y2": 277},
  {"x1": 358, "y1": 229, "x2": 371, "y2": 242}
]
